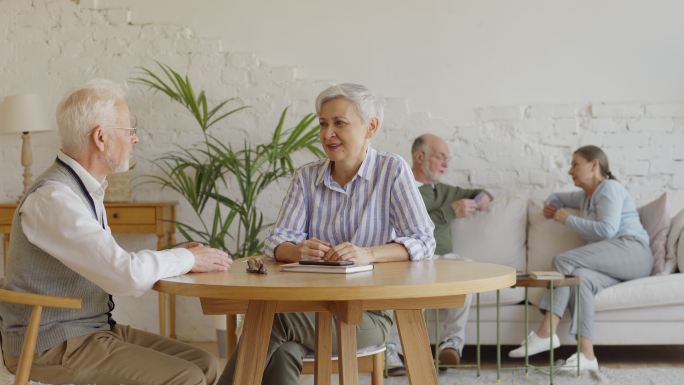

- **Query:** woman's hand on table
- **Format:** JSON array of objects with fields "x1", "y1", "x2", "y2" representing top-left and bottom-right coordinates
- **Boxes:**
[
  {"x1": 298, "y1": 238, "x2": 331, "y2": 260},
  {"x1": 323, "y1": 242, "x2": 374, "y2": 265}
]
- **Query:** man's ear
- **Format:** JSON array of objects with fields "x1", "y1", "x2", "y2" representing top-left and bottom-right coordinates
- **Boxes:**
[
  {"x1": 365, "y1": 117, "x2": 379, "y2": 139},
  {"x1": 414, "y1": 150, "x2": 424, "y2": 164},
  {"x1": 90, "y1": 126, "x2": 106, "y2": 152}
]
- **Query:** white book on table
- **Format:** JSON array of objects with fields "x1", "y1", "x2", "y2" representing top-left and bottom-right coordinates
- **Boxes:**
[{"x1": 281, "y1": 263, "x2": 374, "y2": 274}]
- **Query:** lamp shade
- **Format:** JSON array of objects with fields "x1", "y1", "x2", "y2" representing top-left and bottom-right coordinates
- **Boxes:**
[{"x1": 0, "y1": 94, "x2": 52, "y2": 134}]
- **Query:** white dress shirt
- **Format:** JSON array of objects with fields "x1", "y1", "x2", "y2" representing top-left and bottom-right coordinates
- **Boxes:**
[{"x1": 19, "y1": 151, "x2": 194, "y2": 297}]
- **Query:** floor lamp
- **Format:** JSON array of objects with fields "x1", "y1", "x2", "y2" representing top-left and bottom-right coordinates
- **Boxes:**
[{"x1": 0, "y1": 94, "x2": 52, "y2": 200}]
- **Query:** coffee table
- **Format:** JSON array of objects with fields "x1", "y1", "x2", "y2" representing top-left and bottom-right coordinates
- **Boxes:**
[{"x1": 505, "y1": 274, "x2": 581, "y2": 384}]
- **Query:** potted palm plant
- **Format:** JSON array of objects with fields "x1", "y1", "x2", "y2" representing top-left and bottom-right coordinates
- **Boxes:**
[{"x1": 133, "y1": 62, "x2": 324, "y2": 258}]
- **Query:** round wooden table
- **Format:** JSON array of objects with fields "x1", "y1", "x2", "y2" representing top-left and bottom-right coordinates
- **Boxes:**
[{"x1": 155, "y1": 259, "x2": 516, "y2": 385}]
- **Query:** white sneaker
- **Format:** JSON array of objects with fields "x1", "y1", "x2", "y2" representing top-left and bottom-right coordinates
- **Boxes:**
[
  {"x1": 508, "y1": 331, "x2": 560, "y2": 358},
  {"x1": 557, "y1": 352, "x2": 599, "y2": 372}
]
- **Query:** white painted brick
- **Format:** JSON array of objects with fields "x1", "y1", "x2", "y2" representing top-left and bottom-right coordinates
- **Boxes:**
[
  {"x1": 540, "y1": 130, "x2": 580, "y2": 148},
  {"x1": 525, "y1": 104, "x2": 590, "y2": 119},
  {"x1": 650, "y1": 132, "x2": 684, "y2": 148},
  {"x1": 622, "y1": 160, "x2": 650, "y2": 176},
  {"x1": 176, "y1": 37, "x2": 222, "y2": 55},
  {"x1": 475, "y1": 105, "x2": 525, "y2": 121},
  {"x1": 671, "y1": 173, "x2": 684, "y2": 190},
  {"x1": 78, "y1": 0, "x2": 101, "y2": 10},
  {"x1": 227, "y1": 51, "x2": 260, "y2": 69},
  {"x1": 651, "y1": 159, "x2": 681, "y2": 174},
  {"x1": 591, "y1": 103, "x2": 644, "y2": 118},
  {"x1": 645, "y1": 103, "x2": 684, "y2": 118},
  {"x1": 627, "y1": 118, "x2": 674, "y2": 132},
  {"x1": 586, "y1": 118, "x2": 627, "y2": 133},
  {"x1": 602, "y1": 132, "x2": 651, "y2": 147},
  {"x1": 138, "y1": 24, "x2": 186, "y2": 39},
  {"x1": 101, "y1": 8, "x2": 131, "y2": 25}
]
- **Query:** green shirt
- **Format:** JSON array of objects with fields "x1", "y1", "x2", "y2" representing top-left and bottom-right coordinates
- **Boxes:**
[{"x1": 418, "y1": 183, "x2": 490, "y2": 255}]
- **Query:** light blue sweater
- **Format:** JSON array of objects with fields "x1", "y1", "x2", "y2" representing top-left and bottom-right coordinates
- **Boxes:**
[{"x1": 546, "y1": 180, "x2": 649, "y2": 244}]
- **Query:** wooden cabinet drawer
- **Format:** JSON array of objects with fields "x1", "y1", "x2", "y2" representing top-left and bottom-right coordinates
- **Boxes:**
[
  {"x1": 107, "y1": 207, "x2": 156, "y2": 225},
  {"x1": 0, "y1": 207, "x2": 16, "y2": 226}
]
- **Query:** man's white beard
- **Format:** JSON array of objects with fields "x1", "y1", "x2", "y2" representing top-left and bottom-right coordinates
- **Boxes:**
[
  {"x1": 106, "y1": 140, "x2": 130, "y2": 173},
  {"x1": 421, "y1": 161, "x2": 441, "y2": 183}
]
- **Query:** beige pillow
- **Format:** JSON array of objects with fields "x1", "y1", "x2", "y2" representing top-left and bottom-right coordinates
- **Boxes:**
[
  {"x1": 527, "y1": 201, "x2": 585, "y2": 272},
  {"x1": 678, "y1": 233, "x2": 684, "y2": 273},
  {"x1": 637, "y1": 193, "x2": 670, "y2": 275},
  {"x1": 450, "y1": 195, "x2": 527, "y2": 272},
  {"x1": 526, "y1": 201, "x2": 586, "y2": 305}
]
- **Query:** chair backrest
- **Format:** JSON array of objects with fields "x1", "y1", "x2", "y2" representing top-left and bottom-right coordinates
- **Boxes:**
[{"x1": 0, "y1": 289, "x2": 81, "y2": 385}]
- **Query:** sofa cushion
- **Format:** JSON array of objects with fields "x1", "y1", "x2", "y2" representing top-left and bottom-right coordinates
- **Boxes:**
[
  {"x1": 527, "y1": 201, "x2": 585, "y2": 272},
  {"x1": 669, "y1": 207, "x2": 684, "y2": 273},
  {"x1": 595, "y1": 273, "x2": 684, "y2": 311},
  {"x1": 678, "y1": 231, "x2": 684, "y2": 273},
  {"x1": 637, "y1": 193, "x2": 670, "y2": 275},
  {"x1": 450, "y1": 195, "x2": 527, "y2": 272}
]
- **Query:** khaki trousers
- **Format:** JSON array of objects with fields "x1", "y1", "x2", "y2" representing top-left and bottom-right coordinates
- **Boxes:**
[
  {"x1": 3, "y1": 324, "x2": 219, "y2": 385},
  {"x1": 218, "y1": 311, "x2": 391, "y2": 385}
]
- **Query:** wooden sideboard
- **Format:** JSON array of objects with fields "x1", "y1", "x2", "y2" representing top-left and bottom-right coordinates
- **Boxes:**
[{"x1": 0, "y1": 201, "x2": 179, "y2": 338}]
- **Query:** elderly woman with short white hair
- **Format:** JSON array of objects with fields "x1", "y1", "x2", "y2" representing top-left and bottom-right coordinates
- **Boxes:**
[{"x1": 218, "y1": 83, "x2": 436, "y2": 385}]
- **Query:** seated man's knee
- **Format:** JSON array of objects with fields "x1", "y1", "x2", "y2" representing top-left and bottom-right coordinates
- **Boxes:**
[
  {"x1": 170, "y1": 364, "x2": 208, "y2": 385},
  {"x1": 196, "y1": 348, "x2": 220, "y2": 383}
]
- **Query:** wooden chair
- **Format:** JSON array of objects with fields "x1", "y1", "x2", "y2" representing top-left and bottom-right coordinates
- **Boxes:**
[
  {"x1": 226, "y1": 315, "x2": 385, "y2": 385},
  {"x1": 0, "y1": 289, "x2": 81, "y2": 385},
  {"x1": 302, "y1": 344, "x2": 385, "y2": 385}
]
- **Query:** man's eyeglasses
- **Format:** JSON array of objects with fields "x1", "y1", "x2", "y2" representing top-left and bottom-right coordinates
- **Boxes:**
[{"x1": 102, "y1": 127, "x2": 137, "y2": 137}]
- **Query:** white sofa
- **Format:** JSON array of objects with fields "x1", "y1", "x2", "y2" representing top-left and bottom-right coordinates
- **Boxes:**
[{"x1": 426, "y1": 196, "x2": 684, "y2": 346}]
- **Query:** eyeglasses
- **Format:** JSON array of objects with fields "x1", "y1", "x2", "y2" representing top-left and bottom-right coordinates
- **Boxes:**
[
  {"x1": 423, "y1": 151, "x2": 451, "y2": 162},
  {"x1": 102, "y1": 126, "x2": 137, "y2": 137}
]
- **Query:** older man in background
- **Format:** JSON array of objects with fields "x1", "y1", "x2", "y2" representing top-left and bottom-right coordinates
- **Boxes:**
[
  {"x1": 386, "y1": 133, "x2": 492, "y2": 375},
  {"x1": 0, "y1": 80, "x2": 232, "y2": 385}
]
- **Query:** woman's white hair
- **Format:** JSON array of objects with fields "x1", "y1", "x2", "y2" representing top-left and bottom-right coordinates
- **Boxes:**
[
  {"x1": 56, "y1": 79, "x2": 126, "y2": 156},
  {"x1": 315, "y1": 83, "x2": 384, "y2": 126}
]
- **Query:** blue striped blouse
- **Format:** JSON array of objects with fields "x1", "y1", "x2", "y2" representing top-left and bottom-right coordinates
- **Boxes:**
[{"x1": 264, "y1": 147, "x2": 436, "y2": 260}]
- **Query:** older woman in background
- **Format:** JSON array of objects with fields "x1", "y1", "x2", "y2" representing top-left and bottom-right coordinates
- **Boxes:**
[
  {"x1": 218, "y1": 83, "x2": 435, "y2": 385},
  {"x1": 509, "y1": 145, "x2": 652, "y2": 371}
]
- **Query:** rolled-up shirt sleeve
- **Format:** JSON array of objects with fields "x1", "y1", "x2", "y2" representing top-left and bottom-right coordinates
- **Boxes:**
[
  {"x1": 546, "y1": 191, "x2": 584, "y2": 209},
  {"x1": 264, "y1": 171, "x2": 309, "y2": 258},
  {"x1": 389, "y1": 158, "x2": 436, "y2": 261}
]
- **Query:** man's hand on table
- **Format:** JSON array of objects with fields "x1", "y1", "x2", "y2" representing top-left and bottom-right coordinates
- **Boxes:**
[{"x1": 187, "y1": 245, "x2": 233, "y2": 272}]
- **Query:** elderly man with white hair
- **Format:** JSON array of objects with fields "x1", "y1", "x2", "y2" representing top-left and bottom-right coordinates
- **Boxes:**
[{"x1": 0, "y1": 79, "x2": 232, "y2": 385}]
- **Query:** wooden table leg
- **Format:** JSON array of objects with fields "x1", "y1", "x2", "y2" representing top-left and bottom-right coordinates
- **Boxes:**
[
  {"x1": 233, "y1": 300, "x2": 276, "y2": 385},
  {"x1": 315, "y1": 312, "x2": 333, "y2": 385},
  {"x1": 158, "y1": 293, "x2": 166, "y2": 337},
  {"x1": 395, "y1": 309, "x2": 439, "y2": 385},
  {"x1": 332, "y1": 301, "x2": 362, "y2": 385},
  {"x1": 169, "y1": 294, "x2": 176, "y2": 339}
]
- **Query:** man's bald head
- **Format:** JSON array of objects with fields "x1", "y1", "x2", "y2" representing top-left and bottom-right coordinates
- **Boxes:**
[{"x1": 411, "y1": 133, "x2": 450, "y2": 184}]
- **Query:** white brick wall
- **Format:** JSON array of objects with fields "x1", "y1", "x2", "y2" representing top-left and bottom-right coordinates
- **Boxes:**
[{"x1": 1, "y1": 0, "x2": 683, "y2": 340}]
